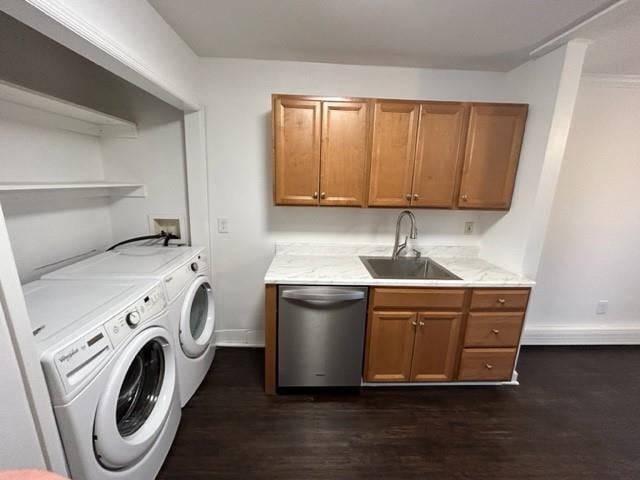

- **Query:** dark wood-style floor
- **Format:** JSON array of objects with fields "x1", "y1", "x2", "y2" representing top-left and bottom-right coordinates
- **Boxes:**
[{"x1": 158, "y1": 346, "x2": 640, "y2": 479}]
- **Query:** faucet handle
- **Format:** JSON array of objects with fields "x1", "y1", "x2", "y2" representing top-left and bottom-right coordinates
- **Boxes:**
[{"x1": 412, "y1": 248, "x2": 422, "y2": 259}]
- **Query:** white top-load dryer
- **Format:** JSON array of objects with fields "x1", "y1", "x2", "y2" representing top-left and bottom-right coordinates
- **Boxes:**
[
  {"x1": 24, "y1": 278, "x2": 180, "y2": 480},
  {"x1": 42, "y1": 245, "x2": 215, "y2": 407}
]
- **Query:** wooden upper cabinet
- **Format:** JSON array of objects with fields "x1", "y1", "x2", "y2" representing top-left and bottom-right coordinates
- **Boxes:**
[
  {"x1": 364, "y1": 311, "x2": 416, "y2": 382},
  {"x1": 412, "y1": 103, "x2": 468, "y2": 208},
  {"x1": 457, "y1": 103, "x2": 528, "y2": 209},
  {"x1": 272, "y1": 95, "x2": 528, "y2": 211},
  {"x1": 410, "y1": 312, "x2": 462, "y2": 382},
  {"x1": 320, "y1": 101, "x2": 369, "y2": 206},
  {"x1": 368, "y1": 102, "x2": 419, "y2": 207},
  {"x1": 273, "y1": 97, "x2": 321, "y2": 205}
]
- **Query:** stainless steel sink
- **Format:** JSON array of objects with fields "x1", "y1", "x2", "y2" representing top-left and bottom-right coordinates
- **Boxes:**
[{"x1": 360, "y1": 256, "x2": 461, "y2": 280}]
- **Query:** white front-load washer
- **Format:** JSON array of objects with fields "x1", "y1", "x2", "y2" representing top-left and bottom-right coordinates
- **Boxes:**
[
  {"x1": 24, "y1": 278, "x2": 180, "y2": 480},
  {"x1": 42, "y1": 245, "x2": 216, "y2": 407}
]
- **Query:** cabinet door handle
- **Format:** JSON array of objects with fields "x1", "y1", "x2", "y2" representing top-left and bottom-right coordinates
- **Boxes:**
[
  {"x1": 461, "y1": 194, "x2": 468, "y2": 201},
  {"x1": 405, "y1": 193, "x2": 412, "y2": 200},
  {"x1": 418, "y1": 320, "x2": 425, "y2": 326},
  {"x1": 497, "y1": 298, "x2": 506, "y2": 305},
  {"x1": 491, "y1": 329, "x2": 500, "y2": 335},
  {"x1": 411, "y1": 320, "x2": 418, "y2": 326},
  {"x1": 485, "y1": 363, "x2": 493, "y2": 370},
  {"x1": 312, "y1": 192, "x2": 318, "y2": 199},
  {"x1": 320, "y1": 192, "x2": 326, "y2": 199},
  {"x1": 413, "y1": 193, "x2": 419, "y2": 200}
]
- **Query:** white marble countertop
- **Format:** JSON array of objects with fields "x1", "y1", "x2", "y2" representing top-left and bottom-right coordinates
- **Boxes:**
[{"x1": 264, "y1": 243, "x2": 535, "y2": 288}]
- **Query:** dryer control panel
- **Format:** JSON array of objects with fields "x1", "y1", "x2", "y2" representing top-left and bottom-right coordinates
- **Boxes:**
[{"x1": 163, "y1": 254, "x2": 209, "y2": 303}]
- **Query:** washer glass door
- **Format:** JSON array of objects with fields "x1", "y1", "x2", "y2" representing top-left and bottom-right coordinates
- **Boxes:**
[
  {"x1": 94, "y1": 325, "x2": 176, "y2": 470},
  {"x1": 180, "y1": 277, "x2": 215, "y2": 358},
  {"x1": 116, "y1": 340, "x2": 164, "y2": 437}
]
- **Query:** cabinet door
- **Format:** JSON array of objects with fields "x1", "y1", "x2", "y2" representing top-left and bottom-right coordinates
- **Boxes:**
[
  {"x1": 410, "y1": 312, "x2": 461, "y2": 382},
  {"x1": 368, "y1": 102, "x2": 419, "y2": 207},
  {"x1": 411, "y1": 103, "x2": 468, "y2": 208},
  {"x1": 457, "y1": 104, "x2": 527, "y2": 209},
  {"x1": 273, "y1": 97, "x2": 321, "y2": 205},
  {"x1": 364, "y1": 311, "x2": 416, "y2": 382},
  {"x1": 320, "y1": 101, "x2": 369, "y2": 206}
]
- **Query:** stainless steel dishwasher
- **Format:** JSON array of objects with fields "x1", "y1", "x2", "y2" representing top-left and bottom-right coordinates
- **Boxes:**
[{"x1": 278, "y1": 285, "x2": 368, "y2": 387}]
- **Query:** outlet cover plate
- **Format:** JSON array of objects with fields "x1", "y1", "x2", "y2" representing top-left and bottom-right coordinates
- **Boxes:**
[
  {"x1": 596, "y1": 300, "x2": 608, "y2": 315},
  {"x1": 464, "y1": 221, "x2": 474, "y2": 235}
]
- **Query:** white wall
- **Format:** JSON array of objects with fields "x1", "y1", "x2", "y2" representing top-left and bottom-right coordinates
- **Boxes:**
[
  {"x1": 0, "y1": 203, "x2": 68, "y2": 474},
  {"x1": 102, "y1": 101, "x2": 189, "y2": 244},
  {"x1": 0, "y1": 306, "x2": 46, "y2": 470},
  {"x1": 480, "y1": 41, "x2": 587, "y2": 276},
  {"x1": 198, "y1": 57, "x2": 573, "y2": 343},
  {"x1": 2, "y1": 0, "x2": 200, "y2": 110},
  {"x1": 0, "y1": 118, "x2": 113, "y2": 282},
  {"x1": 524, "y1": 78, "x2": 640, "y2": 344}
]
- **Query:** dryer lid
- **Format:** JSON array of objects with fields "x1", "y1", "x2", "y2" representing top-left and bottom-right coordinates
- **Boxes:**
[{"x1": 44, "y1": 246, "x2": 203, "y2": 277}]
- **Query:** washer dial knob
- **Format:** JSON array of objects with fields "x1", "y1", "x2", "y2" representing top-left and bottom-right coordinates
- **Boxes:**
[
  {"x1": 126, "y1": 311, "x2": 141, "y2": 327},
  {"x1": 190, "y1": 262, "x2": 199, "y2": 272}
]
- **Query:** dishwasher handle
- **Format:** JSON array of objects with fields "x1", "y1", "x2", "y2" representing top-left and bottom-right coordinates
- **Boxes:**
[{"x1": 281, "y1": 288, "x2": 365, "y2": 306}]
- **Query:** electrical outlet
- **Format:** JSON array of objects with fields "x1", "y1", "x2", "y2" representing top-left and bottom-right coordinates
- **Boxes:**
[
  {"x1": 464, "y1": 221, "x2": 474, "y2": 235},
  {"x1": 596, "y1": 300, "x2": 608, "y2": 315},
  {"x1": 217, "y1": 217, "x2": 229, "y2": 233},
  {"x1": 149, "y1": 216, "x2": 181, "y2": 239}
]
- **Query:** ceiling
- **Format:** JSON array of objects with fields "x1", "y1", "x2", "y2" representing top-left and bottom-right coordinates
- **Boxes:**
[{"x1": 150, "y1": 0, "x2": 640, "y2": 74}]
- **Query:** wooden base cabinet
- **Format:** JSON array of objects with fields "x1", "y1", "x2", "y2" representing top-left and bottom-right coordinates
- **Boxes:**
[
  {"x1": 265, "y1": 285, "x2": 531, "y2": 393},
  {"x1": 458, "y1": 348, "x2": 517, "y2": 381},
  {"x1": 364, "y1": 288, "x2": 465, "y2": 383},
  {"x1": 410, "y1": 312, "x2": 462, "y2": 381},
  {"x1": 364, "y1": 311, "x2": 416, "y2": 382},
  {"x1": 363, "y1": 287, "x2": 530, "y2": 385}
]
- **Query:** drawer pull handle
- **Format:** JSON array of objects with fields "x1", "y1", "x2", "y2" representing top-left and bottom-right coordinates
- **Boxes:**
[
  {"x1": 485, "y1": 363, "x2": 493, "y2": 370},
  {"x1": 497, "y1": 298, "x2": 506, "y2": 305},
  {"x1": 491, "y1": 329, "x2": 500, "y2": 335}
]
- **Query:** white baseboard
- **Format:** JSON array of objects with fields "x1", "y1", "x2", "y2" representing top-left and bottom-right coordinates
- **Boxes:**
[
  {"x1": 522, "y1": 325, "x2": 640, "y2": 345},
  {"x1": 214, "y1": 326, "x2": 640, "y2": 348},
  {"x1": 213, "y1": 329, "x2": 265, "y2": 347}
]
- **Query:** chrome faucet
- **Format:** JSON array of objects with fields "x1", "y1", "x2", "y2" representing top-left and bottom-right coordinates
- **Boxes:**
[{"x1": 392, "y1": 210, "x2": 418, "y2": 260}]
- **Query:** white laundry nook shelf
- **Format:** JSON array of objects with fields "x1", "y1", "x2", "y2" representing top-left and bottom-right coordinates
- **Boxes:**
[
  {"x1": 0, "y1": 80, "x2": 137, "y2": 138},
  {"x1": 0, "y1": 182, "x2": 147, "y2": 198}
]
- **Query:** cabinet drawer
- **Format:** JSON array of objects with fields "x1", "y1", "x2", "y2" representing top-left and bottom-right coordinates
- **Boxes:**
[
  {"x1": 464, "y1": 312, "x2": 524, "y2": 347},
  {"x1": 458, "y1": 348, "x2": 516, "y2": 381},
  {"x1": 470, "y1": 289, "x2": 529, "y2": 311},
  {"x1": 371, "y1": 288, "x2": 465, "y2": 310}
]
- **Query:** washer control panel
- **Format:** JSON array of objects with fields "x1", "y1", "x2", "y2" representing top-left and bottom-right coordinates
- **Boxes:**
[
  {"x1": 53, "y1": 325, "x2": 111, "y2": 395},
  {"x1": 48, "y1": 283, "x2": 167, "y2": 402},
  {"x1": 104, "y1": 284, "x2": 166, "y2": 349}
]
